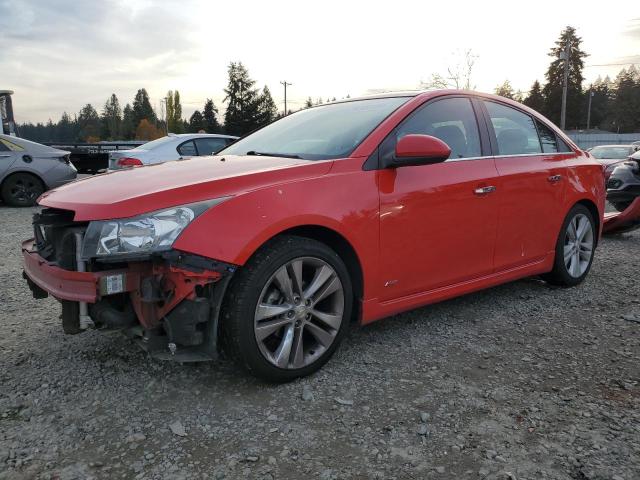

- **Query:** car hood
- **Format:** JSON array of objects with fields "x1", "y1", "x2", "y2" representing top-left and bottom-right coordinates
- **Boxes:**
[{"x1": 38, "y1": 155, "x2": 333, "y2": 221}]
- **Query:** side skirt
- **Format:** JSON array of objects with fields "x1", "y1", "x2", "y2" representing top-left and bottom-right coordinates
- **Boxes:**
[{"x1": 361, "y1": 255, "x2": 553, "y2": 325}]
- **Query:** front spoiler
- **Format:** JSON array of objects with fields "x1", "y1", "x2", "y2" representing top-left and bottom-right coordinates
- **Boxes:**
[{"x1": 22, "y1": 239, "x2": 141, "y2": 303}]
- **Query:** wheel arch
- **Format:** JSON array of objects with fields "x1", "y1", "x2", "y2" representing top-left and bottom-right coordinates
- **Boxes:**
[
  {"x1": 246, "y1": 224, "x2": 364, "y2": 322},
  {"x1": 574, "y1": 198, "x2": 601, "y2": 246}
]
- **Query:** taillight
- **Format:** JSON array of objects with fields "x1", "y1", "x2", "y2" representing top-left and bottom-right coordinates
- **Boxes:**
[
  {"x1": 58, "y1": 154, "x2": 71, "y2": 164},
  {"x1": 117, "y1": 157, "x2": 143, "y2": 168}
]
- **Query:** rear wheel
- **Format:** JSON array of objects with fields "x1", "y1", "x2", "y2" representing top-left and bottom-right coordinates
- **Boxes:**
[
  {"x1": 543, "y1": 204, "x2": 596, "y2": 287},
  {"x1": 1, "y1": 173, "x2": 44, "y2": 207},
  {"x1": 222, "y1": 235, "x2": 353, "y2": 382}
]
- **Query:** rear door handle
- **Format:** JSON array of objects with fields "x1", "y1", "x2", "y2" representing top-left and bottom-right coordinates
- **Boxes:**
[
  {"x1": 548, "y1": 174, "x2": 562, "y2": 183},
  {"x1": 0, "y1": 154, "x2": 11, "y2": 158},
  {"x1": 474, "y1": 186, "x2": 496, "y2": 195}
]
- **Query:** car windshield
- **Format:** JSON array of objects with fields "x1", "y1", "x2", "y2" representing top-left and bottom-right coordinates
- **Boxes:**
[
  {"x1": 220, "y1": 97, "x2": 410, "y2": 160},
  {"x1": 590, "y1": 146, "x2": 633, "y2": 159},
  {"x1": 134, "y1": 136, "x2": 174, "y2": 150}
]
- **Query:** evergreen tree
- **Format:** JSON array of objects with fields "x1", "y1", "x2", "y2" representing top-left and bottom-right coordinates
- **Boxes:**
[
  {"x1": 494, "y1": 80, "x2": 515, "y2": 99},
  {"x1": 121, "y1": 103, "x2": 135, "y2": 140},
  {"x1": 132, "y1": 88, "x2": 156, "y2": 127},
  {"x1": 202, "y1": 99, "x2": 221, "y2": 133},
  {"x1": 588, "y1": 76, "x2": 613, "y2": 130},
  {"x1": 524, "y1": 80, "x2": 545, "y2": 112},
  {"x1": 610, "y1": 66, "x2": 640, "y2": 133},
  {"x1": 223, "y1": 62, "x2": 261, "y2": 135},
  {"x1": 257, "y1": 86, "x2": 278, "y2": 126},
  {"x1": 189, "y1": 110, "x2": 205, "y2": 132},
  {"x1": 77, "y1": 104, "x2": 101, "y2": 141},
  {"x1": 56, "y1": 112, "x2": 76, "y2": 142},
  {"x1": 101, "y1": 93, "x2": 122, "y2": 140},
  {"x1": 304, "y1": 97, "x2": 314, "y2": 108},
  {"x1": 541, "y1": 26, "x2": 588, "y2": 128}
]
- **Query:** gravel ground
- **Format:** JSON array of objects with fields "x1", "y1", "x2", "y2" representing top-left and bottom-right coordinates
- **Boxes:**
[{"x1": 0, "y1": 205, "x2": 639, "y2": 480}]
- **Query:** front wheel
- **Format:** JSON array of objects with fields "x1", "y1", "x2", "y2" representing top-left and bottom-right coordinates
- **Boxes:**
[
  {"x1": 542, "y1": 204, "x2": 596, "y2": 287},
  {"x1": 221, "y1": 236, "x2": 353, "y2": 382}
]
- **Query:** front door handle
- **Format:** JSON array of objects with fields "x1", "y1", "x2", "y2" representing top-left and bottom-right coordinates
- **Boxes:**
[
  {"x1": 474, "y1": 186, "x2": 496, "y2": 195},
  {"x1": 0, "y1": 154, "x2": 11, "y2": 158},
  {"x1": 548, "y1": 174, "x2": 562, "y2": 183}
]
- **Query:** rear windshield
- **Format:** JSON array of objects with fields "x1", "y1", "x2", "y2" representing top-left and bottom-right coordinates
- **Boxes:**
[
  {"x1": 220, "y1": 97, "x2": 410, "y2": 160},
  {"x1": 134, "y1": 136, "x2": 173, "y2": 150},
  {"x1": 590, "y1": 146, "x2": 633, "y2": 159}
]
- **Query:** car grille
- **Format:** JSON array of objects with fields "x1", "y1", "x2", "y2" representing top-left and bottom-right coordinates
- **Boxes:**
[{"x1": 33, "y1": 208, "x2": 86, "y2": 268}]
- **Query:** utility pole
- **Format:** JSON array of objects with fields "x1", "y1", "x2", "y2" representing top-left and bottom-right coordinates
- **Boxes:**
[
  {"x1": 280, "y1": 81, "x2": 292, "y2": 116},
  {"x1": 586, "y1": 86, "x2": 594, "y2": 130},
  {"x1": 560, "y1": 38, "x2": 570, "y2": 130}
]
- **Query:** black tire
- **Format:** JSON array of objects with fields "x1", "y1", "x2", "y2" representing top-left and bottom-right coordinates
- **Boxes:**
[
  {"x1": 542, "y1": 204, "x2": 596, "y2": 287},
  {"x1": 1, "y1": 173, "x2": 44, "y2": 207},
  {"x1": 221, "y1": 235, "x2": 353, "y2": 382},
  {"x1": 611, "y1": 201, "x2": 632, "y2": 212}
]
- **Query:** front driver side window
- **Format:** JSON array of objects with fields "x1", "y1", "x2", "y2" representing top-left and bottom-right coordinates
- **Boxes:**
[{"x1": 396, "y1": 97, "x2": 482, "y2": 159}]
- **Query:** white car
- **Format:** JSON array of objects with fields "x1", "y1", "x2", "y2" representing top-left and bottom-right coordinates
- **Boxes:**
[{"x1": 108, "y1": 133, "x2": 238, "y2": 170}]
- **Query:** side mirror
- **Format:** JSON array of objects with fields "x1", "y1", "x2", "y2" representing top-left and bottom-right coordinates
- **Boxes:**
[{"x1": 391, "y1": 134, "x2": 451, "y2": 168}]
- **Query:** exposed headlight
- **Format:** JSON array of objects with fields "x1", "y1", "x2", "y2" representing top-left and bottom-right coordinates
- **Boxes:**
[{"x1": 81, "y1": 198, "x2": 228, "y2": 259}]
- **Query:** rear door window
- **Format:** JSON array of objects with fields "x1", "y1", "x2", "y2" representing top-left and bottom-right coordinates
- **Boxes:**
[
  {"x1": 194, "y1": 138, "x2": 228, "y2": 156},
  {"x1": 535, "y1": 120, "x2": 559, "y2": 153},
  {"x1": 177, "y1": 140, "x2": 197, "y2": 156},
  {"x1": 396, "y1": 97, "x2": 482, "y2": 159},
  {"x1": 483, "y1": 101, "x2": 542, "y2": 155}
]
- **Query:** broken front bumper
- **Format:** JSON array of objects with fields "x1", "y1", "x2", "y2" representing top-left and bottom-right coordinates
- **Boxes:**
[
  {"x1": 22, "y1": 238, "x2": 140, "y2": 303},
  {"x1": 22, "y1": 238, "x2": 236, "y2": 360}
]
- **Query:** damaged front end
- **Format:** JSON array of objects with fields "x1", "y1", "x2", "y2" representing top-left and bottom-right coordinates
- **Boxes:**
[
  {"x1": 22, "y1": 207, "x2": 236, "y2": 362},
  {"x1": 603, "y1": 159, "x2": 640, "y2": 235}
]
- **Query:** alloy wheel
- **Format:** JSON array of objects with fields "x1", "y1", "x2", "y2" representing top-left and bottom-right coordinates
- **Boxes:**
[
  {"x1": 254, "y1": 256, "x2": 345, "y2": 369},
  {"x1": 563, "y1": 213, "x2": 594, "y2": 278},
  {"x1": 10, "y1": 177, "x2": 41, "y2": 204}
]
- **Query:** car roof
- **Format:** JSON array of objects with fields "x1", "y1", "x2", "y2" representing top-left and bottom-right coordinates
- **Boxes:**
[
  {"x1": 591, "y1": 144, "x2": 634, "y2": 148},
  {"x1": 167, "y1": 133, "x2": 238, "y2": 139}
]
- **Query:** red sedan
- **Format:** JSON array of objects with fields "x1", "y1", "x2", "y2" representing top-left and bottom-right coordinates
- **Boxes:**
[{"x1": 22, "y1": 91, "x2": 605, "y2": 381}]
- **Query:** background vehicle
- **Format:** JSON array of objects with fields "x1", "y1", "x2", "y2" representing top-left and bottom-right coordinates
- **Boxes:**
[
  {"x1": 606, "y1": 150, "x2": 640, "y2": 212},
  {"x1": 108, "y1": 133, "x2": 238, "y2": 170},
  {"x1": 1, "y1": 90, "x2": 17, "y2": 136},
  {"x1": 22, "y1": 91, "x2": 604, "y2": 381},
  {"x1": 588, "y1": 144, "x2": 636, "y2": 179},
  {"x1": 45, "y1": 141, "x2": 144, "y2": 174},
  {"x1": 1, "y1": 134, "x2": 76, "y2": 206}
]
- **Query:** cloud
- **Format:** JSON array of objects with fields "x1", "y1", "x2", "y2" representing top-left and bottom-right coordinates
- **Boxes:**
[
  {"x1": 623, "y1": 18, "x2": 640, "y2": 39},
  {"x1": 0, "y1": 0, "x2": 200, "y2": 122}
]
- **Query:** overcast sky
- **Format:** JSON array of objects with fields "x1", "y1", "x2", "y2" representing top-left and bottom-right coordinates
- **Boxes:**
[{"x1": 1, "y1": 0, "x2": 639, "y2": 124}]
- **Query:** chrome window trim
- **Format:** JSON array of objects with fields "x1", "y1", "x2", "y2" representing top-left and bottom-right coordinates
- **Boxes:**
[{"x1": 443, "y1": 151, "x2": 572, "y2": 163}]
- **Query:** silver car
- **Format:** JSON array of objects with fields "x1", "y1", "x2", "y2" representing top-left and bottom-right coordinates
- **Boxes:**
[
  {"x1": 0, "y1": 134, "x2": 77, "y2": 206},
  {"x1": 108, "y1": 133, "x2": 238, "y2": 170}
]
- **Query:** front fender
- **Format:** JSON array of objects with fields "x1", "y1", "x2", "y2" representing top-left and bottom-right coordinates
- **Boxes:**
[{"x1": 173, "y1": 166, "x2": 380, "y2": 298}]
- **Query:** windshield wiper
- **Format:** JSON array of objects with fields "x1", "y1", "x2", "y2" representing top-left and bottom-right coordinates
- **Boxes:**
[{"x1": 246, "y1": 151, "x2": 302, "y2": 159}]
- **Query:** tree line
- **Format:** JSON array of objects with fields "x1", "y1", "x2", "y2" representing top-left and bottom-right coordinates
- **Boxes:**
[
  {"x1": 18, "y1": 29, "x2": 640, "y2": 144},
  {"x1": 494, "y1": 26, "x2": 640, "y2": 133},
  {"x1": 18, "y1": 62, "x2": 279, "y2": 143}
]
